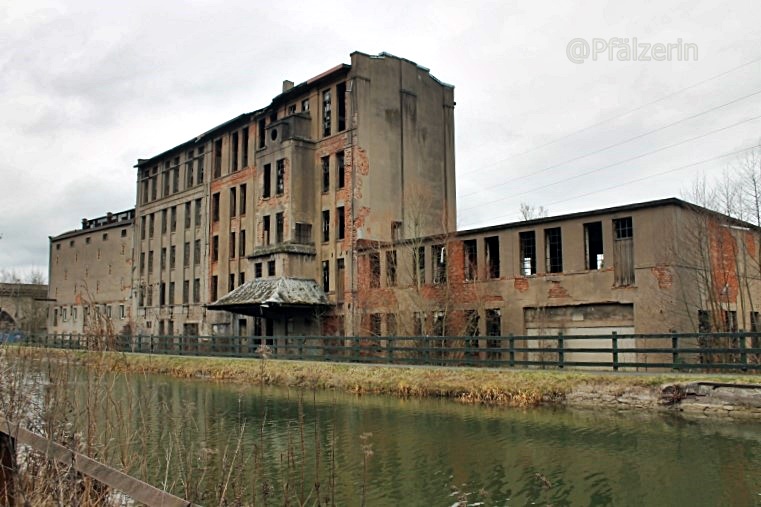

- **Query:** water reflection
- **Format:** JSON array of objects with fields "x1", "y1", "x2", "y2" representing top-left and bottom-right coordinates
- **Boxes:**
[{"x1": 53, "y1": 369, "x2": 761, "y2": 505}]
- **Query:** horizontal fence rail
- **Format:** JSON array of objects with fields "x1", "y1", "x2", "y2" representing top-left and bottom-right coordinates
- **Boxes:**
[{"x1": 12, "y1": 331, "x2": 761, "y2": 372}]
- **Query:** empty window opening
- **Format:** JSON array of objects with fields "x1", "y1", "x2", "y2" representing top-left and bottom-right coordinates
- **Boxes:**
[
  {"x1": 337, "y1": 152, "x2": 345, "y2": 188},
  {"x1": 276, "y1": 159, "x2": 285, "y2": 195},
  {"x1": 161, "y1": 210, "x2": 167, "y2": 234},
  {"x1": 723, "y1": 310, "x2": 738, "y2": 332},
  {"x1": 392, "y1": 221, "x2": 403, "y2": 241},
  {"x1": 322, "y1": 210, "x2": 330, "y2": 242},
  {"x1": 258, "y1": 119, "x2": 266, "y2": 149},
  {"x1": 584, "y1": 221, "x2": 604, "y2": 270},
  {"x1": 322, "y1": 89, "x2": 331, "y2": 137},
  {"x1": 464, "y1": 239, "x2": 477, "y2": 281},
  {"x1": 194, "y1": 198, "x2": 202, "y2": 226},
  {"x1": 212, "y1": 235, "x2": 219, "y2": 262},
  {"x1": 386, "y1": 250, "x2": 397, "y2": 287},
  {"x1": 169, "y1": 245, "x2": 176, "y2": 269},
  {"x1": 369, "y1": 252, "x2": 381, "y2": 288},
  {"x1": 276, "y1": 212, "x2": 284, "y2": 243},
  {"x1": 485, "y1": 236, "x2": 500, "y2": 278},
  {"x1": 240, "y1": 184, "x2": 247, "y2": 215},
  {"x1": 263, "y1": 215, "x2": 271, "y2": 245},
  {"x1": 322, "y1": 261, "x2": 330, "y2": 293},
  {"x1": 184, "y1": 242, "x2": 190, "y2": 268},
  {"x1": 184, "y1": 202, "x2": 191, "y2": 229},
  {"x1": 370, "y1": 313, "x2": 381, "y2": 337},
  {"x1": 295, "y1": 223, "x2": 312, "y2": 244},
  {"x1": 433, "y1": 244, "x2": 447, "y2": 284},
  {"x1": 267, "y1": 260, "x2": 275, "y2": 276},
  {"x1": 231, "y1": 131, "x2": 239, "y2": 172},
  {"x1": 197, "y1": 149, "x2": 205, "y2": 184},
  {"x1": 229, "y1": 274, "x2": 235, "y2": 292},
  {"x1": 414, "y1": 246, "x2": 425, "y2": 286},
  {"x1": 301, "y1": 98, "x2": 310, "y2": 112},
  {"x1": 337, "y1": 82, "x2": 346, "y2": 132},
  {"x1": 241, "y1": 128, "x2": 249, "y2": 167},
  {"x1": 263, "y1": 164, "x2": 271, "y2": 198},
  {"x1": 519, "y1": 231, "x2": 536, "y2": 276},
  {"x1": 239, "y1": 230, "x2": 246, "y2": 257},
  {"x1": 321, "y1": 156, "x2": 330, "y2": 192},
  {"x1": 194, "y1": 239, "x2": 201, "y2": 265},
  {"x1": 230, "y1": 232, "x2": 236, "y2": 258},
  {"x1": 212, "y1": 193, "x2": 220, "y2": 222},
  {"x1": 336, "y1": 258, "x2": 345, "y2": 302},
  {"x1": 255, "y1": 263, "x2": 262, "y2": 278},
  {"x1": 545, "y1": 227, "x2": 562, "y2": 273},
  {"x1": 613, "y1": 216, "x2": 634, "y2": 286},
  {"x1": 337, "y1": 206, "x2": 345, "y2": 240},
  {"x1": 211, "y1": 275, "x2": 218, "y2": 301},
  {"x1": 170, "y1": 206, "x2": 176, "y2": 232},
  {"x1": 213, "y1": 139, "x2": 222, "y2": 178},
  {"x1": 698, "y1": 310, "x2": 711, "y2": 333},
  {"x1": 230, "y1": 187, "x2": 237, "y2": 218}
]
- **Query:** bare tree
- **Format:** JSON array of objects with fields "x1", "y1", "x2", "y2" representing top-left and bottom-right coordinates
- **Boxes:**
[{"x1": 519, "y1": 202, "x2": 549, "y2": 221}]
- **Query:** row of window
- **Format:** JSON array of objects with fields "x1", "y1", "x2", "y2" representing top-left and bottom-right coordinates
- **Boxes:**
[
  {"x1": 211, "y1": 230, "x2": 247, "y2": 261},
  {"x1": 140, "y1": 239, "x2": 203, "y2": 274},
  {"x1": 211, "y1": 184, "x2": 247, "y2": 222},
  {"x1": 58, "y1": 228, "x2": 128, "y2": 250},
  {"x1": 139, "y1": 278, "x2": 203, "y2": 307},
  {"x1": 140, "y1": 147, "x2": 205, "y2": 204},
  {"x1": 52, "y1": 303, "x2": 126, "y2": 325},
  {"x1": 321, "y1": 152, "x2": 346, "y2": 192}
]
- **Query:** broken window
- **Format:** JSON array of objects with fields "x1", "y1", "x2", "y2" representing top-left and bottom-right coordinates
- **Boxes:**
[
  {"x1": 212, "y1": 193, "x2": 220, "y2": 222},
  {"x1": 370, "y1": 313, "x2": 382, "y2": 337},
  {"x1": 463, "y1": 239, "x2": 477, "y2": 281},
  {"x1": 230, "y1": 187, "x2": 237, "y2": 218},
  {"x1": 369, "y1": 252, "x2": 381, "y2": 288},
  {"x1": 194, "y1": 198, "x2": 202, "y2": 226},
  {"x1": 322, "y1": 89, "x2": 331, "y2": 137},
  {"x1": 337, "y1": 152, "x2": 345, "y2": 188},
  {"x1": 255, "y1": 262, "x2": 262, "y2": 278},
  {"x1": 183, "y1": 280, "x2": 189, "y2": 304},
  {"x1": 544, "y1": 227, "x2": 562, "y2": 273},
  {"x1": 159, "y1": 282, "x2": 166, "y2": 306},
  {"x1": 160, "y1": 247, "x2": 167, "y2": 270},
  {"x1": 240, "y1": 184, "x2": 247, "y2": 215},
  {"x1": 723, "y1": 310, "x2": 738, "y2": 332},
  {"x1": 161, "y1": 209, "x2": 167, "y2": 234},
  {"x1": 432, "y1": 244, "x2": 447, "y2": 284},
  {"x1": 230, "y1": 232, "x2": 236, "y2": 259},
  {"x1": 151, "y1": 173, "x2": 157, "y2": 200},
  {"x1": 239, "y1": 230, "x2": 246, "y2": 257},
  {"x1": 519, "y1": 231, "x2": 536, "y2": 276},
  {"x1": 169, "y1": 245, "x2": 176, "y2": 269},
  {"x1": 211, "y1": 275, "x2": 218, "y2": 301},
  {"x1": 322, "y1": 210, "x2": 330, "y2": 242},
  {"x1": 336, "y1": 258, "x2": 345, "y2": 302},
  {"x1": 140, "y1": 252, "x2": 145, "y2": 274},
  {"x1": 276, "y1": 212, "x2": 284, "y2": 243},
  {"x1": 322, "y1": 260, "x2": 330, "y2": 293},
  {"x1": 168, "y1": 282, "x2": 175, "y2": 305},
  {"x1": 751, "y1": 311, "x2": 760, "y2": 332},
  {"x1": 183, "y1": 242, "x2": 190, "y2": 268},
  {"x1": 485, "y1": 236, "x2": 500, "y2": 278},
  {"x1": 172, "y1": 167, "x2": 179, "y2": 193},
  {"x1": 193, "y1": 278, "x2": 200, "y2": 303},
  {"x1": 698, "y1": 310, "x2": 711, "y2": 333},
  {"x1": 321, "y1": 156, "x2": 330, "y2": 192},
  {"x1": 584, "y1": 222, "x2": 604, "y2": 270},
  {"x1": 212, "y1": 235, "x2": 219, "y2": 262},
  {"x1": 184, "y1": 202, "x2": 191, "y2": 229},
  {"x1": 141, "y1": 217, "x2": 146, "y2": 239},
  {"x1": 241, "y1": 128, "x2": 249, "y2": 167},
  {"x1": 386, "y1": 250, "x2": 397, "y2": 287},
  {"x1": 186, "y1": 151, "x2": 194, "y2": 187},
  {"x1": 414, "y1": 246, "x2": 425, "y2": 286},
  {"x1": 263, "y1": 216, "x2": 271, "y2": 245},
  {"x1": 263, "y1": 164, "x2": 271, "y2": 198},
  {"x1": 194, "y1": 239, "x2": 200, "y2": 265},
  {"x1": 170, "y1": 206, "x2": 176, "y2": 232},
  {"x1": 486, "y1": 308, "x2": 501, "y2": 336},
  {"x1": 229, "y1": 274, "x2": 235, "y2": 292},
  {"x1": 213, "y1": 138, "x2": 222, "y2": 178},
  {"x1": 163, "y1": 162, "x2": 170, "y2": 196},
  {"x1": 613, "y1": 216, "x2": 634, "y2": 286},
  {"x1": 276, "y1": 159, "x2": 285, "y2": 195},
  {"x1": 337, "y1": 206, "x2": 345, "y2": 240},
  {"x1": 413, "y1": 312, "x2": 424, "y2": 336},
  {"x1": 337, "y1": 82, "x2": 346, "y2": 132},
  {"x1": 295, "y1": 223, "x2": 312, "y2": 244},
  {"x1": 231, "y1": 131, "x2": 239, "y2": 172},
  {"x1": 465, "y1": 310, "x2": 480, "y2": 337},
  {"x1": 392, "y1": 221, "x2": 402, "y2": 241},
  {"x1": 197, "y1": 148, "x2": 204, "y2": 184},
  {"x1": 258, "y1": 119, "x2": 266, "y2": 149},
  {"x1": 301, "y1": 98, "x2": 309, "y2": 112},
  {"x1": 432, "y1": 311, "x2": 445, "y2": 336},
  {"x1": 267, "y1": 260, "x2": 275, "y2": 276}
]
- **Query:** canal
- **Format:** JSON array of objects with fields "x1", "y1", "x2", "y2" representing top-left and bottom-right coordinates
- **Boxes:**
[{"x1": 11, "y1": 363, "x2": 761, "y2": 505}]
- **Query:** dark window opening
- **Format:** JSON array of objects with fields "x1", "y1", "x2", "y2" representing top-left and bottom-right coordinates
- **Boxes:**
[
  {"x1": 321, "y1": 156, "x2": 330, "y2": 192},
  {"x1": 197, "y1": 150, "x2": 204, "y2": 184},
  {"x1": 433, "y1": 244, "x2": 447, "y2": 284},
  {"x1": 337, "y1": 206, "x2": 345, "y2": 240},
  {"x1": 275, "y1": 212, "x2": 284, "y2": 243},
  {"x1": 184, "y1": 202, "x2": 191, "y2": 229},
  {"x1": 295, "y1": 223, "x2": 312, "y2": 244},
  {"x1": 161, "y1": 209, "x2": 167, "y2": 234},
  {"x1": 213, "y1": 139, "x2": 222, "y2": 178},
  {"x1": 258, "y1": 119, "x2": 266, "y2": 149},
  {"x1": 751, "y1": 311, "x2": 761, "y2": 332},
  {"x1": 545, "y1": 227, "x2": 563, "y2": 273},
  {"x1": 519, "y1": 231, "x2": 536, "y2": 276},
  {"x1": 301, "y1": 98, "x2": 309, "y2": 112},
  {"x1": 267, "y1": 260, "x2": 275, "y2": 276},
  {"x1": 369, "y1": 252, "x2": 381, "y2": 288},
  {"x1": 183, "y1": 242, "x2": 190, "y2": 268},
  {"x1": 255, "y1": 263, "x2": 262, "y2": 278},
  {"x1": 584, "y1": 222, "x2": 604, "y2": 270},
  {"x1": 276, "y1": 159, "x2": 285, "y2": 195},
  {"x1": 230, "y1": 232, "x2": 236, "y2": 259},
  {"x1": 159, "y1": 282, "x2": 166, "y2": 306},
  {"x1": 194, "y1": 240, "x2": 200, "y2": 265},
  {"x1": 414, "y1": 246, "x2": 425, "y2": 285},
  {"x1": 194, "y1": 198, "x2": 202, "y2": 226},
  {"x1": 211, "y1": 275, "x2": 218, "y2": 302},
  {"x1": 263, "y1": 215, "x2": 271, "y2": 245},
  {"x1": 337, "y1": 82, "x2": 346, "y2": 132},
  {"x1": 212, "y1": 193, "x2": 220, "y2": 222},
  {"x1": 183, "y1": 280, "x2": 189, "y2": 304},
  {"x1": 170, "y1": 206, "x2": 176, "y2": 232},
  {"x1": 464, "y1": 239, "x2": 477, "y2": 281},
  {"x1": 240, "y1": 184, "x2": 247, "y2": 215},
  {"x1": 370, "y1": 313, "x2": 381, "y2": 337},
  {"x1": 212, "y1": 235, "x2": 219, "y2": 262},
  {"x1": 485, "y1": 236, "x2": 500, "y2": 278},
  {"x1": 698, "y1": 310, "x2": 711, "y2": 333},
  {"x1": 231, "y1": 131, "x2": 239, "y2": 172},
  {"x1": 336, "y1": 258, "x2": 345, "y2": 302},
  {"x1": 239, "y1": 230, "x2": 246, "y2": 257},
  {"x1": 322, "y1": 210, "x2": 330, "y2": 242},
  {"x1": 337, "y1": 152, "x2": 345, "y2": 188},
  {"x1": 322, "y1": 89, "x2": 331, "y2": 137},
  {"x1": 723, "y1": 310, "x2": 738, "y2": 332},
  {"x1": 241, "y1": 128, "x2": 249, "y2": 167},
  {"x1": 486, "y1": 308, "x2": 501, "y2": 336},
  {"x1": 229, "y1": 274, "x2": 235, "y2": 292},
  {"x1": 392, "y1": 221, "x2": 402, "y2": 241},
  {"x1": 322, "y1": 261, "x2": 330, "y2": 293},
  {"x1": 263, "y1": 164, "x2": 271, "y2": 198},
  {"x1": 386, "y1": 250, "x2": 397, "y2": 287},
  {"x1": 230, "y1": 188, "x2": 237, "y2": 218}
]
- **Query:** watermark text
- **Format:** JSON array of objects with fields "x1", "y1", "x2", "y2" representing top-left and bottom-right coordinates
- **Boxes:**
[{"x1": 566, "y1": 37, "x2": 698, "y2": 64}]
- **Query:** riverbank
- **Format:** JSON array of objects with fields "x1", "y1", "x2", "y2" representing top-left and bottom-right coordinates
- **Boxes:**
[{"x1": 14, "y1": 347, "x2": 761, "y2": 416}]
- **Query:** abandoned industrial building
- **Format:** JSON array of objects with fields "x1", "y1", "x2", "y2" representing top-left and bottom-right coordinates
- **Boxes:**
[{"x1": 46, "y1": 52, "x2": 761, "y2": 348}]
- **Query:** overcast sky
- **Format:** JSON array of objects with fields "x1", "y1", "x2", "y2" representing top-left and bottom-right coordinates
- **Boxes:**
[{"x1": 1, "y1": 0, "x2": 760, "y2": 279}]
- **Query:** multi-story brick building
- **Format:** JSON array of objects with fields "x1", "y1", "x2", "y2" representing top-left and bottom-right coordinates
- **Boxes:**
[
  {"x1": 47, "y1": 210, "x2": 134, "y2": 335},
  {"x1": 46, "y1": 52, "x2": 761, "y2": 343}
]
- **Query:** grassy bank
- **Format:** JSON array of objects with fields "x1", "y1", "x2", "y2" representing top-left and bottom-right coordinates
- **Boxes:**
[{"x1": 22, "y1": 347, "x2": 761, "y2": 408}]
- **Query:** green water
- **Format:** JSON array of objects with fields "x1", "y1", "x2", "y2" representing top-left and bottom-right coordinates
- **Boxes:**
[{"x1": 28, "y1": 368, "x2": 761, "y2": 505}]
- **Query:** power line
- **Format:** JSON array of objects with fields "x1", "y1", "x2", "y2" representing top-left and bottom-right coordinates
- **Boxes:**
[
  {"x1": 458, "y1": 54, "x2": 761, "y2": 177},
  {"x1": 459, "y1": 144, "x2": 760, "y2": 228},
  {"x1": 459, "y1": 87, "x2": 761, "y2": 199},
  {"x1": 459, "y1": 113, "x2": 761, "y2": 213}
]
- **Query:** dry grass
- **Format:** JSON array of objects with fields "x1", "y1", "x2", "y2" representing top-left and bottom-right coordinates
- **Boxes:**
[{"x1": 21, "y1": 347, "x2": 761, "y2": 408}]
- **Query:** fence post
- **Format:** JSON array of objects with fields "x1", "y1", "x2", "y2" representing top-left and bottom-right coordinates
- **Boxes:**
[
  {"x1": 0, "y1": 429, "x2": 17, "y2": 505},
  {"x1": 508, "y1": 334, "x2": 515, "y2": 368},
  {"x1": 739, "y1": 332, "x2": 748, "y2": 372},
  {"x1": 671, "y1": 332, "x2": 679, "y2": 370},
  {"x1": 558, "y1": 332, "x2": 564, "y2": 369},
  {"x1": 612, "y1": 331, "x2": 619, "y2": 372},
  {"x1": 387, "y1": 337, "x2": 394, "y2": 363}
]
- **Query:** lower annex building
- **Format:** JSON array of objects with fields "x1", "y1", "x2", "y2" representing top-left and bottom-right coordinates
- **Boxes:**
[{"x1": 46, "y1": 52, "x2": 761, "y2": 342}]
